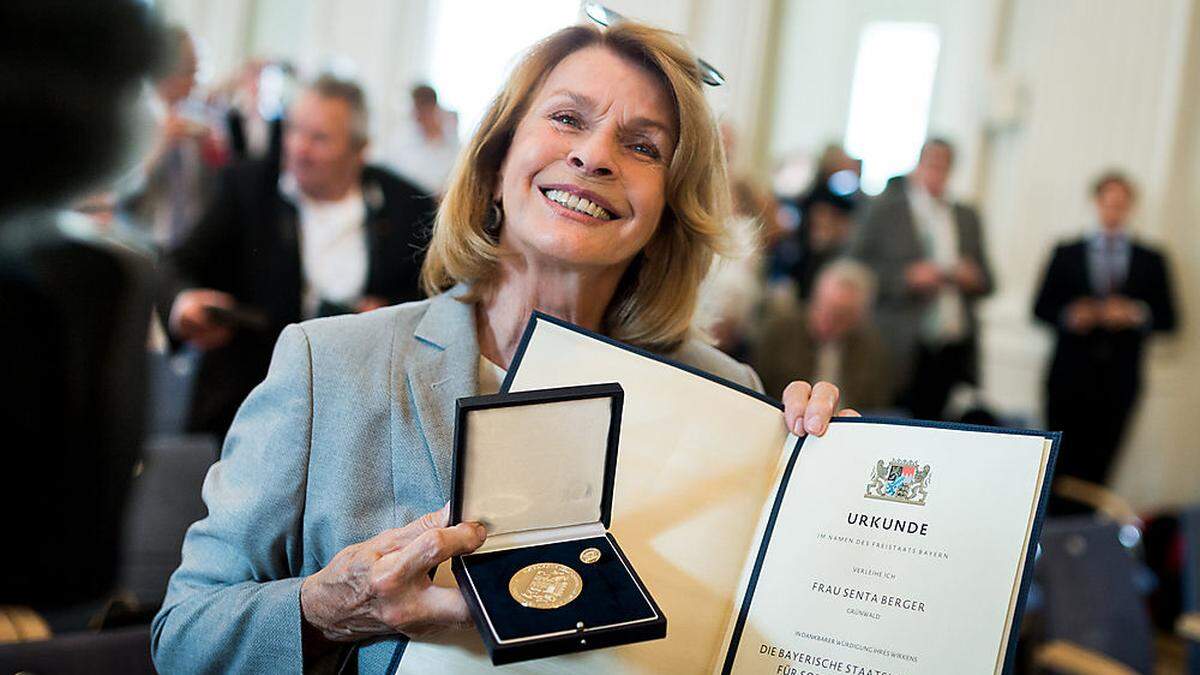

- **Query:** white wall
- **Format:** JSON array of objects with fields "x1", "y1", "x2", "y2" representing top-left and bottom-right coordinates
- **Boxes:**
[{"x1": 766, "y1": 0, "x2": 998, "y2": 198}]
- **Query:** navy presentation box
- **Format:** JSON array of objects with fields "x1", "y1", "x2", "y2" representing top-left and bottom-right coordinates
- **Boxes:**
[{"x1": 450, "y1": 383, "x2": 666, "y2": 665}]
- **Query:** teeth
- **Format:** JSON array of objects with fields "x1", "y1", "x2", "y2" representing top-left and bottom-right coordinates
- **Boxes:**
[{"x1": 544, "y1": 189, "x2": 613, "y2": 220}]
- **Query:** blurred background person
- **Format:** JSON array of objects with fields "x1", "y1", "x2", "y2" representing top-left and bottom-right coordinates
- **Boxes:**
[
  {"x1": 753, "y1": 259, "x2": 891, "y2": 410},
  {"x1": 162, "y1": 74, "x2": 436, "y2": 439},
  {"x1": 118, "y1": 25, "x2": 226, "y2": 251},
  {"x1": 380, "y1": 83, "x2": 461, "y2": 196},
  {"x1": 699, "y1": 123, "x2": 777, "y2": 358},
  {"x1": 1033, "y1": 171, "x2": 1177, "y2": 505},
  {"x1": 850, "y1": 137, "x2": 993, "y2": 420},
  {"x1": 789, "y1": 183, "x2": 857, "y2": 300},
  {"x1": 0, "y1": 0, "x2": 164, "y2": 630},
  {"x1": 768, "y1": 143, "x2": 861, "y2": 299},
  {"x1": 215, "y1": 58, "x2": 288, "y2": 167}
]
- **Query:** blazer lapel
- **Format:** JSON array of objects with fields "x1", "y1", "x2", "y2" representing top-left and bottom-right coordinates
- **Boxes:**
[{"x1": 402, "y1": 285, "x2": 479, "y2": 498}]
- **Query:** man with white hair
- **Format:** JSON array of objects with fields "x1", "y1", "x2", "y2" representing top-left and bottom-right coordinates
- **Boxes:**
[
  {"x1": 753, "y1": 259, "x2": 892, "y2": 411},
  {"x1": 163, "y1": 74, "x2": 436, "y2": 437}
]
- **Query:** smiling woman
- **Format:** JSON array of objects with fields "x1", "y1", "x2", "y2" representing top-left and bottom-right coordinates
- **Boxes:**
[
  {"x1": 424, "y1": 23, "x2": 733, "y2": 353},
  {"x1": 152, "y1": 18, "x2": 852, "y2": 675}
]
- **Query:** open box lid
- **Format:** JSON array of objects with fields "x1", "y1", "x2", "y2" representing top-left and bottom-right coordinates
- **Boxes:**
[{"x1": 451, "y1": 383, "x2": 623, "y2": 552}]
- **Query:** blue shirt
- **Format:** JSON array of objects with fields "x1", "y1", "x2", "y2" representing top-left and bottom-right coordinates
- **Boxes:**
[{"x1": 1086, "y1": 230, "x2": 1131, "y2": 295}]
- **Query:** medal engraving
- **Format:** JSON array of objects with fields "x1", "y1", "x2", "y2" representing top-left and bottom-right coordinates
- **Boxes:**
[
  {"x1": 508, "y1": 562, "x2": 583, "y2": 609},
  {"x1": 579, "y1": 547, "x2": 602, "y2": 564}
]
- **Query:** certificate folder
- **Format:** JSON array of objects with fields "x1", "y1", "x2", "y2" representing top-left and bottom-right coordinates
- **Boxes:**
[
  {"x1": 394, "y1": 314, "x2": 1057, "y2": 675},
  {"x1": 449, "y1": 383, "x2": 666, "y2": 665}
]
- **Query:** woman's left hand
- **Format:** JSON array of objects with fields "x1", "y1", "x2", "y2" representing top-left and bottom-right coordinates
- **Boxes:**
[{"x1": 782, "y1": 380, "x2": 860, "y2": 437}]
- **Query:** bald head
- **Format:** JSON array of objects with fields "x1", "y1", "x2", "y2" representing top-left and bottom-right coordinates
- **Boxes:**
[{"x1": 809, "y1": 260, "x2": 876, "y2": 342}]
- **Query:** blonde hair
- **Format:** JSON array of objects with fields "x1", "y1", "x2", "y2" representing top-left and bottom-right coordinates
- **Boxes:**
[{"x1": 421, "y1": 22, "x2": 732, "y2": 352}]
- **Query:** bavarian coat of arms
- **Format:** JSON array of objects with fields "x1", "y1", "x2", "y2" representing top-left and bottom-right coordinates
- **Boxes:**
[{"x1": 865, "y1": 458, "x2": 931, "y2": 506}]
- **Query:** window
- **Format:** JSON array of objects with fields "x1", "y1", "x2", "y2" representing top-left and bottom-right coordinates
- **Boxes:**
[
  {"x1": 428, "y1": 0, "x2": 580, "y2": 142},
  {"x1": 843, "y1": 22, "x2": 941, "y2": 195}
]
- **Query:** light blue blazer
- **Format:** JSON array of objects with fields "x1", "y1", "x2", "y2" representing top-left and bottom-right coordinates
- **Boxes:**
[{"x1": 151, "y1": 285, "x2": 762, "y2": 674}]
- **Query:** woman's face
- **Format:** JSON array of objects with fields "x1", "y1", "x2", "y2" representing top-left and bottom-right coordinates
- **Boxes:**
[{"x1": 496, "y1": 46, "x2": 677, "y2": 274}]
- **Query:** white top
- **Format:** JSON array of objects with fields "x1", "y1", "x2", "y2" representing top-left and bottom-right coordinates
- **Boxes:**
[
  {"x1": 907, "y1": 182, "x2": 965, "y2": 343},
  {"x1": 477, "y1": 356, "x2": 507, "y2": 396},
  {"x1": 280, "y1": 174, "x2": 368, "y2": 318}
]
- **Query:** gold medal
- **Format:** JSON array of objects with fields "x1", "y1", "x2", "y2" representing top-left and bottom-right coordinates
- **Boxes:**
[
  {"x1": 579, "y1": 547, "x2": 601, "y2": 564},
  {"x1": 508, "y1": 562, "x2": 583, "y2": 610}
]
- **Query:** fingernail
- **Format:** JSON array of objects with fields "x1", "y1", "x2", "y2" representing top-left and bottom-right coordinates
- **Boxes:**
[
  {"x1": 805, "y1": 416, "x2": 822, "y2": 435},
  {"x1": 792, "y1": 418, "x2": 805, "y2": 436},
  {"x1": 474, "y1": 524, "x2": 487, "y2": 539}
]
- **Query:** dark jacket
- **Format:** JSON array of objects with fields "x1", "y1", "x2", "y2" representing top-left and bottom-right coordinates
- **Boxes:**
[
  {"x1": 225, "y1": 108, "x2": 283, "y2": 168},
  {"x1": 164, "y1": 159, "x2": 436, "y2": 435},
  {"x1": 1033, "y1": 237, "x2": 1176, "y2": 402},
  {"x1": 752, "y1": 301, "x2": 893, "y2": 411}
]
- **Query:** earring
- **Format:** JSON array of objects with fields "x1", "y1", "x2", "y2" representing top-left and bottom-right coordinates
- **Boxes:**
[{"x1": 486, "y1": 202, "x2": 503, "y2": 237}]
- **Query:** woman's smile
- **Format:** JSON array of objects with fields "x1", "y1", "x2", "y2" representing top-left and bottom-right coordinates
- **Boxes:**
[{"x1": 537, "y1": 184, "x2": 619, "y2": 223}]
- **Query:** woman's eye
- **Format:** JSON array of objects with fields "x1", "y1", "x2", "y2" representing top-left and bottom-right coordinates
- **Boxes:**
[
  {"x1": 551, "y1": 113, "x2": 581, "y2": 128},
  {"x1": 631, "y1": 142, "x2": 660, "y2": 159}
]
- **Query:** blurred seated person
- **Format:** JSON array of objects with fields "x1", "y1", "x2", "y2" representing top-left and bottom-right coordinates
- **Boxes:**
[
  {"x1": 849, "y1": 137, "x2": 993, "y2": 420},
  {"x1": 699, "y1": 213, "x2": 763, "y2": 359},
  {"x1": 0, "y1": 0, "x2": 163, "y2": 626},
  {"x1": 163, "y1": 74, "x2": 436, "y2": 438},
  {"x1": 119, "y1": 25, "x2": 226, "y2": 250},
  {"x1": 700, "y1": 123, "x2": 775, "y2": 357},
  {"x1": 380, "y1": 83, "x2": 460, "y2": 196},
  {"x1": 1033, "y1": 171, "x2": 1176, "y2": 495},
  {"x1": 152, "y1": 22, "x2": 855, "y2": 673},
  {"x1": 754, "y1": 259, "x2": 891, "y2": 410}
]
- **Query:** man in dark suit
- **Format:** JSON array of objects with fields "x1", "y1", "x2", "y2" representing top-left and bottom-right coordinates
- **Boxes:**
[
  {"x1": 165, "y1": 75, "x2": 436, "y2": 437},
  {"x1": 848, "y1": 138, "x2": 993, "y2": 419},
  {"x1": 1033, "y1": 171, "x2": 1176, "y2": 490},
  {"x1": 223, "y1": 59, "x2": 286, "y2": 167}
]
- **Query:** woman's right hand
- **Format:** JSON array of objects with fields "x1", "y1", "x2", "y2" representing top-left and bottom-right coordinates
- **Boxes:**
[{"x1": 300, "y1": 504, "x2": 487, "y2": 642}]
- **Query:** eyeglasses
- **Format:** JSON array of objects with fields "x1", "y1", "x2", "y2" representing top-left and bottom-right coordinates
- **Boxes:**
[{"x1": 582, "y1": 2, "x2": 726, "y2": 87}]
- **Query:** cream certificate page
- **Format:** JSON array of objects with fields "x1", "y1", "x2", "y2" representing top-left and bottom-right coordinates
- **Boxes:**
[
  {"x1": 716, "y1": 420, "x2": 1052, "y2": 675},
  {"x1": 397, "y1": 316, "x2": 793, "y2": 674}
]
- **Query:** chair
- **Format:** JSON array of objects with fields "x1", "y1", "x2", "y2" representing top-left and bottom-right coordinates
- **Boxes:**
[
  {"x1": 118, "y1": 434, "x2": 216, "y2": 610},
  {"x1": 0, "y1": 625, "x2": 154, "y2": 675},
  {"x1": 145, "y1": 347, "x2": 200, "y2": 436},
  {"x1": 1179, "y1": 505, "x2": 1200, "y2": 673},
  {"x1": 1053, "y1": 476, "x2": 1144, "y2": 530},
  {"x1": 1032, "y1": 516, "x2": 1155, "y2": 674}
]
